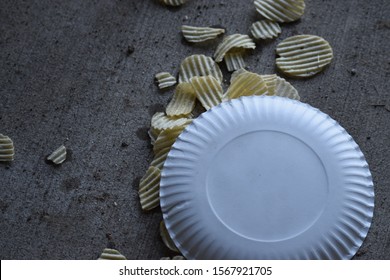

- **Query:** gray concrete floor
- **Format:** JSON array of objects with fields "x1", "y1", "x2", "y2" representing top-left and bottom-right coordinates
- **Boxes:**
[{"x1": 0, "y1": 0, "x2": 389, "y2": 259}]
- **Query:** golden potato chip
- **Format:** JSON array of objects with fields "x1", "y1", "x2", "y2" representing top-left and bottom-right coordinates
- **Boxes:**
[
  {"x1": 178, "y1": 54, "x2": 223, "y2": 83},
  {"x1": 166, "y1": 83, "x2": 196, "y2": 117},
  {"x1": 159, "y1": 0, "x2": 187, "y2": 6},
  {"x1": 181, "y1": 25, "x2": 225, "y2": 43},
  {"x1": 153, "y1": 125, "x2": 187, "y2": 156},
  {"x1": 160, "y1": 221, "x2": 179, "y2": 252},
  {"x1": 274, "y1": 76, "x2": 300, "y2": 100},
  {"x1": 224, "y1": 71, "x2": 268, "y2": 100},
  {"x1": 276, "y1": 35, "x2": 333, "y2": 77},
  {"x1": 214, "y1": 34, "x2": 256, "y2": 62},
  {"x1": 47, "y1": 145, "x2": 67, "y2": 165},
  {"x1": 155, "y1": 72, "x2": 177, "y2": 89},
  {"x1": 190, "y1": 76, "x2": 223, "y2": 110},
  {"x1": 254, "y1": 0, "x2": 306, "y2": 23},
  {"x1": 98, "y1": 248, "x2": 127, "y2": 260},
  {"x1": 150, "y1": 112, "x2": 192, "y2": 139},
  {"x1": 260, "y1": 74, "x2": 278, "y2": 95},
  {"x1": 0, "y1": 134, "x2": 14, "y2": 162},
  {"x1": 139, "y1": 166, "x2": 161, "y2": 211},
  {"x1": 150, "y1": 148, "x2": 171, "y2": 170},
  {"x1": 250, "y1": 20, "x2": 281, "y2": 39},
  {"x1": 224, "y1": 48, "x2": 246, "y2": 72}
]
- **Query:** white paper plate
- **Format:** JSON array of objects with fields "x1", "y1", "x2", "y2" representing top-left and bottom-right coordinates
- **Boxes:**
[{"x1": 160, "y1": 96, "x2": 374, "y2": 260}]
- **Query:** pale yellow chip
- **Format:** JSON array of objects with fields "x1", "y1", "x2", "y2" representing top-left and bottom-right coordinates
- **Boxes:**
[
  {"x1": 250, "y1": 20, "x2": 281, "y2": 39},
  {"x1": 274, "y1": 76, "x2": 300, "y2": 100},
  {"x1": 150, "y1": 148, "x2": 171, "y2": 170},
  {"x1": 181, "y1": 25, "x2": 225, "y2": 43},
  {"x1": 150, "y1": 112, "x2": 192, "y2": 140},
  {"x1": 254, "y1": 0, "x2": 306, "y2": 23},
  {"x1": 224, "y1": 48, "x2": 246, "y2": 72},
  {"x1": 159, "y1": 0, "x2": 187, "y2": 6},
  {"x1": 190, "y1": 76, "x2": 223, "y2": 110},
  {"x1": 260, "y1": 74, "x2": 278, "y2": 95},
  {"x1": 153, "y1": 125, "x2": 187, "y2": 156},
  {"x1": 214, "y1": 34, "x2": 256, "y2": 62},
  {"x1": 166, "y1": 83, "x2": 196, "y2": 117},
  {"x1": 160, "y1": 221, "x2": 179, "y2": 252},
  {"x1": 276, "y1": 35, "x2": 334, "y2": 77},
  {"x1": 178, "y1": 54, "x2": 223, "y2": 84},
  {"x1": 98, "y1": 248, "x2": 127, "y2": 260},
  {"x1": 138, "y1": 166, "x2": 161, "y2": 211},
  {"x1": 0, "y1": 134, "x2": 14, "y2": 162},
  {"x1": 155, "y1": 72, "x2": 177, "y2": 89},
  {"x1": 47, "y1": 145, "x2": 67, "y2": 165},
  {"x1": 224, "y1": 71, "x2": 268, "y2": 100}
]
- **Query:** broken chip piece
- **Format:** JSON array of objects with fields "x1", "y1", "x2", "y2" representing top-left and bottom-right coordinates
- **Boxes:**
[
  {"x1": 98, "y1": 248, "x2": 127, "y2": 260},
  {"x1": 155, "y1": 72, "x2": 177, "y2": 89},
  {"x1": 47, "y1": 145, "x2": 67, "y2": 165},
  {"x1": 0, "y1": 134, "x2": 15, "y2": 162},
  {"x1": 160, "y1": 221, "x2": 179, "y2": 252},
  {"x1": 139, "y1": 166, "x2": 161, "y2": 211},
  {"x1": 254, "y1": 0, "x2": 306, "y2": 23},
  {"x1": 276, "y1": 34, "x2": 333, "y2": 77},
  {"x1": 166, "y1": 82, "x2": 196, "y2": 117},
  {"x1": 181, "y1": 25, "x2": 225, "y2": 43},
  {"x1": 178, "y1": 54, "x2": 223, "y2": 84},
  {"x1": 250, "y1": 20, "x2": 281, "y2": 40},
  {"x1": 190, "y1": 75, "x2": 223, "y2": 110},
  {"x1": 214, "y1": 34, "x2": 256, "y2": 63}
]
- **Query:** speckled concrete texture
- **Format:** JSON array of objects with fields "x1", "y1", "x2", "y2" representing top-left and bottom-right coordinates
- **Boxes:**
[{"x1": 0, "y1": 0, "x2": 389, "y2": 259}]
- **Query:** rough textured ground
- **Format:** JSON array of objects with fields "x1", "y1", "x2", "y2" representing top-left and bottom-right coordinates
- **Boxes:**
[{"x1": 0, "y1": 0, "x2": 389, "y2": 259}]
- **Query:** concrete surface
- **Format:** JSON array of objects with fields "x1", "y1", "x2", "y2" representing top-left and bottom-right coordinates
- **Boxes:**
[{"x1": 0, "y1": 0, "x2": 389, "y2": 259}]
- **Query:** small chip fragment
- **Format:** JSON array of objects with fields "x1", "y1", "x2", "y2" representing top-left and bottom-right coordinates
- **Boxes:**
[
  {"x1": 98, "y1": 248, "x2": 127, "y2": 260},
  {"x1": 0, "y1": 134, "x2": 14, "y2": 162},
  {"x1": 190, "y1": 76, "x2": 223, "y2": 110},
  {"x1": 250, "y1": 20, "x2": 281, "y2": 39},
  {"x1": 178, "y1": 54, "x2": 223, "y2": 83},
  {"x1": 224, "y1": 70, "x2": 268, "y2": 100},
  {"x1": 161, "y1": 255, "x2": 185, "y2": 260},
  {"x1": 276, "y1": 35, "x2": 334, "y2": 77},
  {"x1": 224, "y1": 49, "x2": 246, "y2": 72},
  {"x1": 47, "y1": 145, "x2": 67, "y2": 165},
  {"x1": 159, "y1": 0, "x2": 187, "y2": 6},
  {"x1": 160, "y1": 221, "x2": 179, "y2": 252},
  {"x1": 139, "y1": 166, "x2": 161, "y2": 211},
  {"x1": 181, "y1": 25, "x2": 225, "y2": 43},
  {"x1": 214, "y1": 34, "x2": 256, "y2": 62},
  {"x1": 254, "y1": 0, "x2": 306, "y2": 23},
  {"x1": 155, "y1": 72, "x2": 177, "y2": 89},
  {"x1": 166, "y1": 83, "x2": 196, "y2": 117},
  {"x1": 274, "y1": 76, "x2": 300, "y2": 100}
]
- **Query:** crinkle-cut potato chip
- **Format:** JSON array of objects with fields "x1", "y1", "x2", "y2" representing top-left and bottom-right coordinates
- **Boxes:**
[
  {"x1": 160, "y1": 221, "x2": 179, "y2": 252},
  {"x1": 254, "y1": 0, "x2": 306, "y2": 23},
  {"x1": 214, "y1": 34, "x2": 256, "y2": 62},
  {"x1": 250, "y1": 20, "x2": 281, "y2": 40},
  {"x1": 181, "y1": 25, "x2": 225, "y2": 43},
  {"x1": 98, "y1": 248, "x2": 127, "y2": 260},
  {"x1": 47, "y1": 145, "x2": 67, "y2": 164},
  {"x1": 150, "y1": 112, "x2": 192, "y2": 138},
  {"x1": 161, "y1": 255, "x2": 186, "y2": 260},
  {"x1": 260, "y1": 74, "x2": 278, "y2": 95},
  {"x1": 276, "y1": 34, "x2": 334, "y2": 77},
  {"x1": 224, "y1": 49, "x2": 246, "y2": 72},
  {"x1": 0, "y1": 134, "x2": 15, "y2": 162},
  {"x1": 166, "y1": 83, "x2": 196, "y2": 117},
  {"x1": 224, "y1": 71, "x2": 268, "y2": 100},
  {"x1": 150, "y1": 148, "x2": 170, "y2": 169},
  {"x1": 153, "y1": 125, "x2": 187, "y2": 156},
  {"x1": 274, "y1": 76, "x2": 300, "y2": 100},
  {"x1": 159, "y1": 0, "x2": 187, "y2": 7},
  {"x1": 155, "y1": 72, "x2": 177, "y2": 89},
  {"x1": 178, "y1": 54, "x2": 223, "y2": 84},
  {"x1": 190, "y1": 76, "x2": 223, "y2": 110},
  {"x1": 139, "y1": 166, "x2": 161, "y2": 211}
]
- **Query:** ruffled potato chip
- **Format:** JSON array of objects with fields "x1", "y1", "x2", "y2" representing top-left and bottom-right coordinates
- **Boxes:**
[
  {"x1": 178, "y1": 54, "x2": 223, "y2": 84},
  {"x1": 155, "y1": 72, "x2": 177, "y2": 89},
  {"x1": 224, "y1": 71, "x2": 268, "y2": 100},
  {"x1": 150, "y1": 112, "x2": 192, "y2": 140},
  {"x1": 0, "y1": 134, "x2": 14, "y2": 162},
  {"x1": 160, "y1": 221, "x2": 179, "y2": 252},
  {"x1": 276, "y1": 34, "x2": 333, "y2": 77},
  {"x1": 159, "y1": 0, "x2": 187, "y2": 7},
  {"x1": 274, "y1": 76, "x2": 300, "y2": 100},
  {"x1": 260, "y1": 74, "x2": 278, "y2": 95},
  {"x1": 153, "y1": 125, "x2": 187, "y2": 156},
  {"x1": 166, "y1": 83, "x2": 196, "y2": 117},
  {"x1": 98, "y1": 248, "x2": 127, "y2": 260},
  {"x1": 250, "y1": 20, "x2": 281, "y2": 40},
  {"x1": 190, "y1": 76, "x2": 223, "y2": 110},
  {"x1": 254, "y1": 0, "x2": 306, "y2": 23},
  {"x1": 214, "y1": 34, "x2": 256, "y2": 63},
  {"x1": 139, "y1": 166, "x2": 161, "y2": 211},
  {"x1": 224, "y1": 49, "x2": 246, "y2": 72},
  {"x1": 181, "y1": 25, "x2": 225, "y2": 43},
  {"x1": 47, "y1": 145, "x2": 67, "y2": 165}
]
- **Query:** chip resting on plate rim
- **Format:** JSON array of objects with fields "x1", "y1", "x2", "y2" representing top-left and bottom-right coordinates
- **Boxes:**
[{"x1": 159, "y1": 96, "x2": 374, "y2": 260}]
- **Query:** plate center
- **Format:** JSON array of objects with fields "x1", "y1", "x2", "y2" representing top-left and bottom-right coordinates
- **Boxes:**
[{"x1": 206, "y1": 130, "x2": 328, "y2": 242}]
